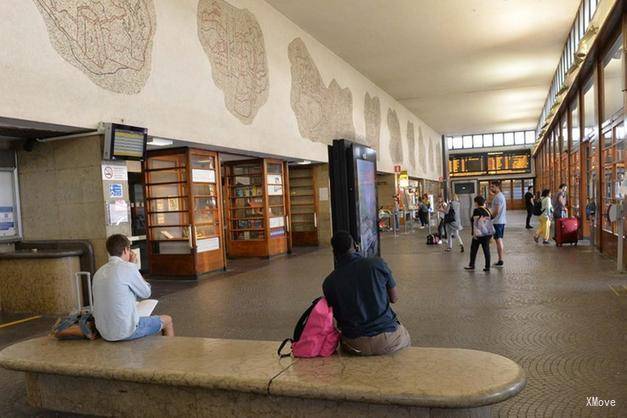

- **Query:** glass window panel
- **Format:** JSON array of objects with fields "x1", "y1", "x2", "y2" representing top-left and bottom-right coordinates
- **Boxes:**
[
  {"x1": 267, "y1": 162, "x2": 282, "y2": 175},
  {"x1": 512, "y1": 180, "x2": 523, "y2": 199},
  {"x1": 583, "y1": 76, "x2": 597, "y2": 138},
  {"x1": 525, "y1": 131, "x2": 535, "y2": 144},
  {"x1": 602, "y1": 35, "x2": 623, "y2": 122},
  {"x1": 463, "y1": 136, "x2": 473, "y2": 148},
  {"x1": 190, "y1": 154, "x2": 215, "y2": 170},
  {"x1": 561, "y1": 116, "x2": 569, "y2": 151},
  {"x1": 453, "y1": 136, "x2": 463, "y2": 149},
  {"x1": 571, "y1": 98, "x2": 580, "y2": 150},
  {"x1": 494, "y1": 133, "x2": 504, "y2": 146},
  {"x1": 514, "y1": 131, "x2": 525, "y2": 145},
  {"x1": 473, "y1": 135, "x2": 483, "y2": 148},
  {"x1": 504, "y1": 132, "x2": 514, "y2": 145},
  {"x1": 483, "y1": 134, "x2": 493, "y2": 147},
  {"x1": 447, "y1": 137, "x2": 453, "y2": 149}
]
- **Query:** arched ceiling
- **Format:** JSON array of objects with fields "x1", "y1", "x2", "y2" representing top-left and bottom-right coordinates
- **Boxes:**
[{"x1": 266, "y1": 0, "x2": 581, "y2": 135}]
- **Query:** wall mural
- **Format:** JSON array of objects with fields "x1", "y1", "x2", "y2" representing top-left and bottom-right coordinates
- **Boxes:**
[
  {"x1": 364, "y1": 92, "x2": 381, "y2": 156},
  {"x1": 387, "y1": 108, "x2": 402, "y2": 164},
  {"x1": 288, "y1": 37, "x2": 355, "y2": 145},
  {"x1": 197, "y1": 0, "x2": 269, "y2": 125},
  {"x1": 418, "y1": 125, "x2": 427, "y2": 173},
  {"x1": 33, "y1": 0, "x2": 156, "y2": 94},
  {"x1": 407, "y1": 121, "x2": 416, "y2": 169}
]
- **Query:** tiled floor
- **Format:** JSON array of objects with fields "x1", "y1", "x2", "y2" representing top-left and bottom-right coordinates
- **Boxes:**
[{"x1": 1, "y1": 211, "x2": 626, "y2": 417}]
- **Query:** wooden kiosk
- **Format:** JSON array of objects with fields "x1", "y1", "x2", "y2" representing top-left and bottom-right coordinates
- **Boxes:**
[
  {"x1": 144, "y1": 148, "x2": 225, "y2": 278},
  {"x1": 288, "y1": 165, "x2": 319, "y2": 246},
  {"x1": 223, "y1": 158, "x2": 290, "y2": 258}
]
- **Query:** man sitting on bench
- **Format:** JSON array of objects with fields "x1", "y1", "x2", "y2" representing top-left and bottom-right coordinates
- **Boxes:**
[
  {"x1": 93, "y1": 234, "x2": 174, "y2": 341},
  {"x1": 322, "y1": 231, "x2": 410, "y2": 355}
]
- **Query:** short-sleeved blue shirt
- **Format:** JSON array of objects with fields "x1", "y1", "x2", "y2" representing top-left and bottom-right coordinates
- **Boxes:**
[{"x1": 322, "y1": 253, "x2": 398, "y2": 338}]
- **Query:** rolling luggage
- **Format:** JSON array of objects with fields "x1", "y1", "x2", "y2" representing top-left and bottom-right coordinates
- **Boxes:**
[
  {"x1": 555, "y1": 217, "x2": 578, "y2": 247},
  {"x1": 51, "y1": 272, "x2": 99, "y2": 340}
]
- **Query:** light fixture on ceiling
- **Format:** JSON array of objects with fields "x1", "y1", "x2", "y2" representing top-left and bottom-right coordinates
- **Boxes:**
[
  {"x1": 147, "y1": 137, "x2": 174, "y2": 146},
  {"x1": 297, "y1": 160, "x2": 312, "y2": 165}
]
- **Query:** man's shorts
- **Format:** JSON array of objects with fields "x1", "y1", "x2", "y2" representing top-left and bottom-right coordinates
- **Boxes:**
[
  {"x1": 493, "y1": 224, "x2": 506, "y2": 239},
  {"x1": 123, "y1": 316, "x2": 163, "y2": 341}
]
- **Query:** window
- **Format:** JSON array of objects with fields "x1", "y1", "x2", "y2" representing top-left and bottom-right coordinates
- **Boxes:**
[
  {"x1": 463, "y1": 136, "x2": 472, "y2": 148},
  {"x1": 453, "y1": 136, "x2": 463, "y2": 149},
  {"x1": 602, "y1": 35, "x2": 624, "y2": 123},
  {"x1": 483, "y1": 134, "x2": 493, "y2": 147},
  {"x1": 494, "y1": 133, "x2": 504, "y2": 146},
  {"x1": 583, "y1": 76, "x2": 597, "y2": 139},
  {"x1": 472, "y1": 135, "x2": 483, "y2": 148},
  {"x1": 525, "y1": 131, "x2": 535, "y2": 144},
  {"x1": 504, "y1": 132, "x2": 514, "y2": 146},
  {"x1": 514, "y1": 131, "x2": 525, "y2": 145},
  {"x1": 447, "y1": 137, "x2": 453, "y2": 150}
]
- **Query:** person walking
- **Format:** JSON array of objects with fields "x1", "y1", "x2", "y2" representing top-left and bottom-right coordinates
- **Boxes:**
[
  {"x1": 524, "y1": 186, "x2": 534, "y2": 229},
  {"x1": 418, "y1": 195, "x2": 429, "y2": 229},
  {"x1": 534, "y1": 189, "x2": 553, "y2": 245},
  {"x1": 464, "y1": 196, "x2": 493, "y2": 272},
  {"x1": 444, "y1": 195, "x2": 464, "y2": 252},
  {"x1": 489, "y1": 181, "x2": 507, "y2": 268}
]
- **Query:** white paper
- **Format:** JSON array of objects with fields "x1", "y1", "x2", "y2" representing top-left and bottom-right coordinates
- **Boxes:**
[
  {"x1": 269, "y1": 216, "x2": 284, "y2": 228},
  {"x1": 101, "y1": 163, "x2": 128, "y2": 181},
  {"x1": 108, "y1": 199, "x2": 129, "y2": 225},
  {"x1": 136, "y1": 299, "x2": 158, "y2": 317},
  {"x1": 235, "y1": 176, "x2": 251, "y2": 186},
  {"x1": 131, "y1": 247, "x2": 141, "y2": 269},
  {"x1": 318, "y1": 187, "x2": 329, "y2": 201},
  {"x1": 268, "y1": 185, "x2": 283, "y2": 196},
  {"x1": 197, "y1": 237, "x2": 220, "y2": 253},
  {"x1": 267, "y1": 174, "x2": 282, "y2": 185},
  {"x1": 192, "y1": 169, "x2": 215, "y2": 183}
]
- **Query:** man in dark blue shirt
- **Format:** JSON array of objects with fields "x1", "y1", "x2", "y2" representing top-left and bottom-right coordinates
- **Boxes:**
[{"x1": 322, "y1": 231, "x2": 410, "y2": 355}]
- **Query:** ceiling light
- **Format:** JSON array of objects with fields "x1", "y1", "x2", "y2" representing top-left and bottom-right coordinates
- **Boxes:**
[
  {"x1": 147, "y1": 137, "x2": 173, "y2": 146},
  {"x1": 297, "y1": 160, "x2": 312, "y2": 165}
]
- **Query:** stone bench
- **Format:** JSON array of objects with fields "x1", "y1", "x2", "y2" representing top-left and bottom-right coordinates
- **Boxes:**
[{"x1": 0, "y1": 336, "x2": 526, "y2": 417}]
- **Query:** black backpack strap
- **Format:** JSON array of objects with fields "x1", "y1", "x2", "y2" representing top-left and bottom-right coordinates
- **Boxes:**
[
  {"x1": 277, "y1": 338, "x2": 293, "y2": 358},
  {"x1": 292, "y1": 297, "x2": 322, "y2": 341}
]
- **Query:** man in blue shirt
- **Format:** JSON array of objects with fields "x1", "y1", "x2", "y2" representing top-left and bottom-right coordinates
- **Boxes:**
[
  {"x1": 322, "y1": 231, "x2": 410, "y2": 355},
  {"x1": 489, "y1": 181, "x2": 507, "y2": 268}
]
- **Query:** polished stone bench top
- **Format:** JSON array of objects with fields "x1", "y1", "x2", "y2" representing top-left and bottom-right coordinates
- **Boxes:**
[
  {"x1": 0, "y1": 249, "x2": 83, "y2": 259},
  {"x1": 0, "y1": 337, "x2": 525, "y2": 408}
]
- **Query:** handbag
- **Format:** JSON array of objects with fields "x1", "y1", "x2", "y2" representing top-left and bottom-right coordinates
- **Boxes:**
[
  {"x1": 474, "y1": 208, "x2": 495, "y2": 238},
  {"x1": 51, "y1": 272, "x2": 99, "y2": 340}
]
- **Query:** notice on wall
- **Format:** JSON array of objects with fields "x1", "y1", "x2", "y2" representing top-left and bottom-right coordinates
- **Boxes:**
[
  {"x1": 267, "y1": 174, "x2": 282, "y2": 185},
  {"x1": 192, "y1": 169, "x2": 216, "y2": 183},
  {"x1": 108, "y1": 199, "x2": 129, "y2": 225},
  {"x1": 102, "y1": 163, "x2": 128, "y2": 181},
  {"x1": 109, "y1": 183, "x2": 123, "y2": 198},
  {"x1": 197, "y1": 237, "x2": 220, "y2": 253},
  {"x1": 318, "y1": 187, "x2": 329, "y2": 201},
  {"x1": 269, "y1": 216, "x2": 284, "y2": 228},
  {"x1": 0, "y1": 206, "x2": 15, "y2": 237},
  {"x1": 268, "y1": 185, "x2": 283, "y2": 196}
]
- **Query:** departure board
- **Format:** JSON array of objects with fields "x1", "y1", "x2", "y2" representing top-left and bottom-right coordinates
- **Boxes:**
[{"x1": 450, "y1": 150, "x2": 531, "y2": 177}]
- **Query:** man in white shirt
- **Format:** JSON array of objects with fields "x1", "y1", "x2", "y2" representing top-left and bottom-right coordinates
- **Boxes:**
[
  {"x1": 93, "y1": 234, "x2": 174, "y2": 341},
  {"x1": 489, "y1": 181, "x2": 507, "y2": 268}
]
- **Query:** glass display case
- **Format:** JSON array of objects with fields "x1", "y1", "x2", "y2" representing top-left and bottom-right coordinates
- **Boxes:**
[
  {"x1": 224, "y1": 158, "x2": 290, "y2": 257},
  {"x1": 289, "y1": 165, "x2": 318, "y2": 246},
  {"x1": 145, "y1": 148, "x2": 225, "y2": 278}
]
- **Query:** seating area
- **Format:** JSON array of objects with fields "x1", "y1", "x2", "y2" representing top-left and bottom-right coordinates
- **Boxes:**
[{"x1": 0, "y1": 336, "x2": 525, "y2": 417}]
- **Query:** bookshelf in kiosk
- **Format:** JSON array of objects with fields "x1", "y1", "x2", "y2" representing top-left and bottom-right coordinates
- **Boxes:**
[
  {"x1": 224, "y1": 159, "x2": 290, "y2": 257},
  {"x1": 289, "y1": 165, "x2": 319, "y2": 246},
  {"x1": 144, "y1": 148, "x2": 225, "y2": 278}
]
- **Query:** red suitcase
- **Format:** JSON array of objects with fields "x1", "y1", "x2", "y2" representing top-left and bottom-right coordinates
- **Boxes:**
[{"x1": 555, "y1": 217, "x2": 578, "y2": 246}]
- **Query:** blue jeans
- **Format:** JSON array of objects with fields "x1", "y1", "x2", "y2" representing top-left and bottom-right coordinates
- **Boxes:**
[
  {"x1": 123, "y1": 316, "x2": 163, "y2": 341},
  {"x1": 493, "y1": 224, "x2": 505, "y2": 239}
]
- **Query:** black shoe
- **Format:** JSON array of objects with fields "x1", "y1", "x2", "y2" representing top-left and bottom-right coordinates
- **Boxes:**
[
  {"x1": 494, "y1": 260, "x2": 504, "y2": 268},
  {"x1": 526, "y1": 225, "x2": 533, "y2": 229},
  {"x1": 460, "y1": 245, "x2": 465, "y2": 253},
  {"x1": 483, "y1": 268, "x2": 490, "y2": 272},
  {"x1": 464, "y1": 265, "x2": 475, "y2": 270}
]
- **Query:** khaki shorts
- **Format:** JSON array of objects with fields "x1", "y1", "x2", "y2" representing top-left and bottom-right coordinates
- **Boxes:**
[{"x1": 341, "y1": 323, "x2": 411, "y2": 356}]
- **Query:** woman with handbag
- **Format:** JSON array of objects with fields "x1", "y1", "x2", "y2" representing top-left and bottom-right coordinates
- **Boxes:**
[{"x1": 464, "y1": 195, "x2": 494, "y2": 272}]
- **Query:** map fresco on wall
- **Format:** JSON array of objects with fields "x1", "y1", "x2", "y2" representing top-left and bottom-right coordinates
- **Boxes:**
[
  {"x1": 288, "y1": 38, "x2": 355, "y2": 144},
  {"x1": 33, "y1": 0, "x2": 156, "y2": 94},
  {"x1": 197, "y1": 0, "x2": 269, "y2": 125},
  {"x1": 407, "y1": 121, "x2": 416, "y2": 169},
  {"x1": 387, "y1": 108, "x2": 402, "y2": 164},
  {"x1": 364, "y1": 93, "x2": 381, "y2": 156}
]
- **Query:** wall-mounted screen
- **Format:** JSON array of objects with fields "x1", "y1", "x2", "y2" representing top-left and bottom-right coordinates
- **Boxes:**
[
  {"x1": 103, "y1": 123, "x2": 147, "y2": 161},
  {"x1": 450, "y1": 150, "x2": 531, "y2": 177}
]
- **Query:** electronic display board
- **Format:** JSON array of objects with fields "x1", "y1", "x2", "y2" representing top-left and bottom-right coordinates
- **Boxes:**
[
  {"x1": 103, "y1": 123, "x2": 148, "y2": 161},
  {"x1": 450, "y1": 150, "x2": 531, "y2": 177}
]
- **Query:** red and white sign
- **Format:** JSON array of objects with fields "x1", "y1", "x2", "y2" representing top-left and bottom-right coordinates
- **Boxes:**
[{"x1": 394, "y1": 165, "x2": 402, "y2": 173}]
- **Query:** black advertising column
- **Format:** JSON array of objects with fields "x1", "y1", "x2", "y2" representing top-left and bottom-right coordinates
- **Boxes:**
[{"x1": 328, "y1": 139, "x2": 380, "y2": 260}]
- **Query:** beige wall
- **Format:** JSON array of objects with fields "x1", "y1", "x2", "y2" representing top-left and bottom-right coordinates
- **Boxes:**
[
  {"x1": 17, "y1": 136, "x2": 129, "y2": 267},
  {"x1": 0, "y1": 0, "x2": 442, "y2": 181}
]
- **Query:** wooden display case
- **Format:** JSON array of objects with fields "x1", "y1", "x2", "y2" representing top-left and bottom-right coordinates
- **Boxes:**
[
  {"x1": 144, "y1": 148, "x2": 225, "y2": 278},
  {"x1": 224, "y1": 159, "x2": 290, "y2": 258},
  {"x1": 289, "y1": 165, "x2": 319, "y2": 246}
]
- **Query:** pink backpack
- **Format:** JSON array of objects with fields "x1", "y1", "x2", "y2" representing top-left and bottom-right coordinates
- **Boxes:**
[{"x1": 278, "y1": 297, "x2": 340, "y2": 358}]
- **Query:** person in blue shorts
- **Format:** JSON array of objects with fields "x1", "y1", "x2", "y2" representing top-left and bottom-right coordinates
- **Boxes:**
[
  {"x1": 489, "y1": 181, "x2": 507, "y2": 268},
  {"x1": 93, "y1": 234, "x2": 175, "y2": 341}
]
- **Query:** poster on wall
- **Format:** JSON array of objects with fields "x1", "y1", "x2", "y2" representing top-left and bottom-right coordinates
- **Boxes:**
[
  {"x1": 267, "y1": 174, "x2": 282, "y2": 185},
  {"x1": 269, "y1": 216, "x2": 284, "y2": 228},
  {"x1": 101, "y1": 163, "x2": 128, "y2": 181},
  {"x1": 109, "y1": 183, "x2": 123, "y2": 198},
  {"x1": 0, "y1": 206, "x2": 15, "y2": 237},
  {"x1": 108, "y1": 199, "x2": 129, "y2": 225},
  {"x1": 267, "y1": 185, "x2": 283, "y2": 196}
]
